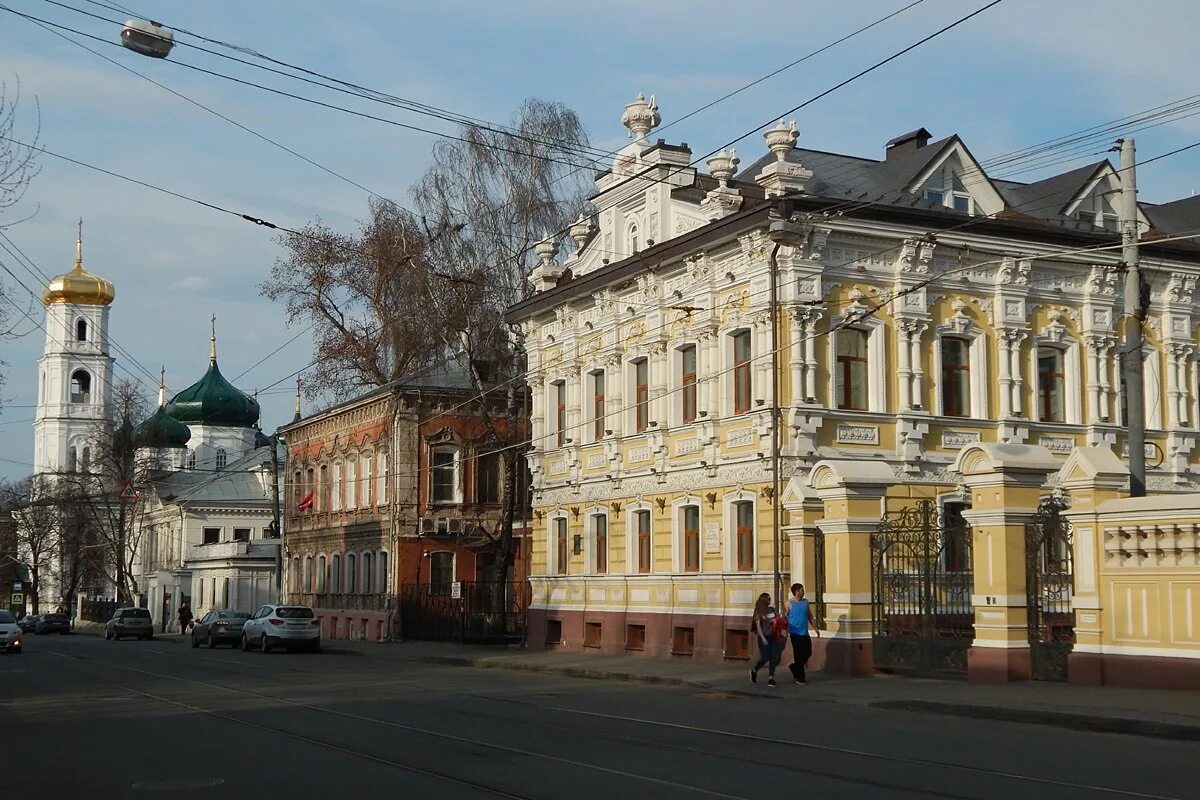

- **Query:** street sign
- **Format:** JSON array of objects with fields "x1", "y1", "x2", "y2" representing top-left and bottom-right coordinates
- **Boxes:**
[
  {"x1": 450, "y1": 582, "x2": 462, "y2": 600},
  {"x1": 119, "y1": 480, "x2": 139, "y2": 500},
  {"x1": 12, "y1": 582, "x2": 21, "y2": 592},
  {"x1": 11, "y1": 592, "x2": 23, "y2": 605}
]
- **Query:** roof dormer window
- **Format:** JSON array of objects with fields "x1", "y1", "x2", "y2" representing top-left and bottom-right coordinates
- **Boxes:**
[
  {"x1": 924, "y1": 166, "x2": 974, "y2": 214},
  {"x1": 1076, "y1": 191, "x2": 1119, "y2": 232}
]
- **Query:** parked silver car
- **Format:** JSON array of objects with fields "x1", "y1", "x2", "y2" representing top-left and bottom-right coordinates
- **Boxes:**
[
  {"x1": 0, "y1": 610, "x2": 22, "y2": 654},
  {"x1": 191, "y1": 610, "x2": 250, "y2": 648},
  {"x1": 241, "y1": 604, "x2": 320, "y2": 653},
  {"x1": 105, "y1": 607, "x2": 154, "y2": 640}
]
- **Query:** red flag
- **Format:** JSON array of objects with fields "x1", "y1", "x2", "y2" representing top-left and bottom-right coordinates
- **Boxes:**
[{"x1": 297, "y1": 491, "x2": 314, "y2": 511}]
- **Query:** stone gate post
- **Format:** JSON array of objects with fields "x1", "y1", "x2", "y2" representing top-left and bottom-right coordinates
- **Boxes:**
[
  {"x1": 807, "y1": 460, "x2": 896, "y2": 675},
  {"x1": 953, "y1": 443, "x2": 1060, "y2": 683},
  {"x1": 1059, "y1": 447, "x2": 1129, "y2": 685}
]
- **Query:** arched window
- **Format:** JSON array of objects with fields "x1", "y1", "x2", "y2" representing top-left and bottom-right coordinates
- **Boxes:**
[
  {"x1": 316, "y1": 555, "x2": 326, "y2": 593},
  {"x1": 361, "y1": 552, "x2": 373, "y2": 593},
  {"x1": 70, "y1": 370, "x2": 91, "y2": 404},
  {"x1": 76, "y1": 319, "x2": 87, "y2": 341},
  {"x1": 319, "y1": 465, "x2": 329, "y2": 511},
  {"x1": 377, "y1": 551, "x2": 388, "y2": 595},
  {"x1": 80, "y1": 447, "x2": 91, "y2": 472},
  {"x1": 629, "y1": 223, "x2": 639, "y2": 254},
  {"x1": 345, "y1": 553, "x2": 357, "y2": 595},
  {"x1": 290, "y1": 556, "x2": 301, "y2": 594},
  {"x1": 67, "y1": 447, "x2": 78, "y2": 473},
  {"x1": 187, "y1": 450, "x2": 197, "y2": 472},
  {"x1": 215, "y1": 449, "x2": 227, "y2": 471},
  {"x1": 331, "y1": 554, "x2": 341, "y2": 593},
  {"x1": 303, "y1": 555, "x2": 313, "y2": 593},
  {"x1": 430, "y1": 551, "x2": 454, "y2": 595}
]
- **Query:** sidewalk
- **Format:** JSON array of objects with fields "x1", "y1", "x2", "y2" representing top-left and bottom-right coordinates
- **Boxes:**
[{"x1": 354, "y1": 640, "x2": 1200, "y2": 741}]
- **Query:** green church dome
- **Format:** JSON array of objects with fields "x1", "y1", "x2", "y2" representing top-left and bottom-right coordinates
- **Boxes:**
[
  {"x1": 166, "y1": 360, "x2": 261, "y2": 428},
  {"x1": 133, "y1": 406, "x2": 192, "y2": 449}
]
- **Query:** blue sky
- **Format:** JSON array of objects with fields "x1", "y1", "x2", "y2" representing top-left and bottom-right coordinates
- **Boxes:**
[{"x1": 3, "y1": 0, "x2": 1200, "y2": 480}]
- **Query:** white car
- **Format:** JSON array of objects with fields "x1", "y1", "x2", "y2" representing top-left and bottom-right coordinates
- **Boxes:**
[
  {"x1": 0, "y1": 610, "x2": 23, "y2": 654},
  {"x1": 240, "y1": 604, "x2": 320, "y2": 653}
]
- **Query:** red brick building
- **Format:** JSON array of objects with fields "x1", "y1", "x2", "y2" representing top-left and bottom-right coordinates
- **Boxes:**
[{"x1": 281, "y1": 365, "x2": 530, "y2": 641}]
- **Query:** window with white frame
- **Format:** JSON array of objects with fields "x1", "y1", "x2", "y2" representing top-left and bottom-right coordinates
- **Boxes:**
[
  {"x1": 215, "y1": 449, "x2": 227, "y2": 471},
  {"x1": 76, "y1": 318, "x2": 88, "y2": 341},
  {"x1": 375, "y1": 450, "x2": 387, "y2": 505},
  {"x1": 923, "y1": 164, "x2": 974, "y2": 214},
  {"x1": 634, "y1": 509, "x2": 652, "y2": 574},
  {"x1": 377, "y1": 551, "x2": 388, "y2": 595},
  {"x1": 628, "y1": 223, "x2": 640, "y2": 255},
  {"x1": 345, "y1": 553, "x2": 357, "y2": 594},
  {"x1": 360, "y1": 454, "x2": 371, "y2": 507},
  {"x1": 332, "y1": 462, "x2": 342, "y2": 511},
  {"x1": 476, "y1": 451, "x2": 501, "y2": 504},
  {"x1": 331, "y1": 554, "x2": 341, "y2": 593},
  {"x1": 590, "y1": 513, "x2": 608, "y2": 575},
  {"x1": 303, "y1": 555, "x2": 313, "y2": 592},
  {"x1": 1075, "y1": 189, "x2": 1119, "y2": 231},
  {"x1": 362, "y1": 552, "x2": 373, "y2": 593},
  {"x1": 431, "y1": 446, "x2": 459, "y2": 504},
  {"x1": 345, "y1": 459, "x2": 357, "y2": 510},
  {"x1": 70, "y1": 369, "x2": 91, "y2": 404},
  {"x1": 316, "y1": 555, "x2": 326, "y2": 592}
]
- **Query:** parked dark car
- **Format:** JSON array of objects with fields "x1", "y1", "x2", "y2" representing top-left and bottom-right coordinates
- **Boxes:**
[
  {"x1": 105, "y1": 607, "x2": 153, "y2": 641},
  {"x1": 191, "y1": 610, "x2": 250, "y2": 648},
  {"x1": 17, "y1": 614, "x2": 41, "y2": 634},
  {"x1": 35, "y1": 613, "x2": 71, "y2": 635}
]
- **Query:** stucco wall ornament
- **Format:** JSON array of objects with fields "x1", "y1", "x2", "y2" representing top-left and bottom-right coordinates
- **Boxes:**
[
  {"x1": 1038, "y1": 308, "x2": 1070, "y2": 343},
  {"x1": 568, "y1": 214, "x2": 598, "y2": 254},
  {"x1": 997, "y1": 256, "x2": 1032, "y2": 286},
  {"x1": 895, "y1": 237, "x2": 934, "y2": 275},
  {"x1": 1168, "y1": 272, "x2": 1197, "y2": 304},
  {"x1": 944, "y1": 298, "x2": 974, "y2": 334},
  {"x1": 1087, "y1": 265, "x2": 1118, "y2": 296}
]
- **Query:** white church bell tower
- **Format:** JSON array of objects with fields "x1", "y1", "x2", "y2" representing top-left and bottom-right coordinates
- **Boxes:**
[{"x1": 33, "y1": 223, "x2": 116, "y2": 476}]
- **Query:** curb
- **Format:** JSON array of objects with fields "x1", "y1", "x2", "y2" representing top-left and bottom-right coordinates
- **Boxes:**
[
  {"x1": 418, "y1": 655, "x2": 776, "y2": 700},
  {"x1": 870, "y1": 699, "x2": 1200, "y2": 742}
]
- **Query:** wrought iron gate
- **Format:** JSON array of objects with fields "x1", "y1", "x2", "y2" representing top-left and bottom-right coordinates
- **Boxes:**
[
  {"x1": 1026, "y1": 499, "x2": 1075, "y2": 681},
  {"x1": 871, "y1": 499, "x2": 974, "y2": 676}
]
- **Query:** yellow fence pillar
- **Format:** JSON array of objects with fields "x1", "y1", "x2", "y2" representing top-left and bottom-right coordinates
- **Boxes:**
[
  {"x1": 954, "y1": 444, "x2": 1060, "y2": 683},
  {"x1": 1059, "y1": 447, "x2": 1130, "y2": 686},
  {"x1": 807, "y1": 460, "x2": 897, "y2": 675}
]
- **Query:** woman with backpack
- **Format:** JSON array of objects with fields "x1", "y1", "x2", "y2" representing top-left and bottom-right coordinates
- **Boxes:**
[{"x1": 749, "y1": 592, "x2": 785, "y2": 687}]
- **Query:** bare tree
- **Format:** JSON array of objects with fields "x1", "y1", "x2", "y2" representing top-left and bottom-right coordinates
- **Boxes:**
[
  {"x1": 1, "y1": 476, "x2": 58, "y2": 614},
  {"x1": 50, "y1": 379, "x2": 150, "y2": 605},
  {"x1": 412, "y1": 98, "x2": 592, "y2": 577},
  {"x1": 260, "y1": 197, "x2": 445, "y2": 401},
  {"x1": 0, "y1": 76, "x2": 41, "y2": 414}
]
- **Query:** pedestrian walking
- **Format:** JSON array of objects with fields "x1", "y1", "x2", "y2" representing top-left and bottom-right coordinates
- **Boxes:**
[
  {"x1": 749, "y1": 593, "x2": 785, "y2": 687},
  {"x1": 177, "y1": 602, "x2": 193, "y2": 634},
  {"x1": 786, "y1": 583, "x2": 820, "y2": 684}
]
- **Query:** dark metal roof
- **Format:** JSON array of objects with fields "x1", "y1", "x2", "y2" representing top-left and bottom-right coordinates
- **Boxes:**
[{"x1": 886, "y1": 127, "x2": 932, "y2": 147}]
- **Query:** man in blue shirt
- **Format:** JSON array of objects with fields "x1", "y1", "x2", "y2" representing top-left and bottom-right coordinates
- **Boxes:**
[{"x1": 786, "y1": 583, "x2": 820, "y2": 684}]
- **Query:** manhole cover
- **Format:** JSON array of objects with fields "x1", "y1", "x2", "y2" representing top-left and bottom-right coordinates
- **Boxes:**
[{"x1": 132, "y1": 777, "x2": 225, "y2": 791}]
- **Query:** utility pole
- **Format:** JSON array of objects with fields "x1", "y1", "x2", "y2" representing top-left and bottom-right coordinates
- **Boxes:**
[
  {"x1": 270, "y1": 434, "x2": 283, "y2": 599},
  {"x1": 767, "y1": 202, "x2": 807, "y2": 605},
  {"x1": 1119, "y1": 137, "x2": 1146, "y2": 497}
]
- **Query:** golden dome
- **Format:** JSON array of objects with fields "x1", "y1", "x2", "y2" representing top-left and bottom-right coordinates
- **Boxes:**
[{"x1": 42, "y1": 230, "x2": 115, "y2": 307}]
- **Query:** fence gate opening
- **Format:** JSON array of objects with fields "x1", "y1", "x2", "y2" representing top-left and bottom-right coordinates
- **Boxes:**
[
  {"x1": 871, "y1": 499, "x2": 974, "y2": 676},
  {"x1": 1026, "y1": 499, "x2": 1075, "y2": 681}
]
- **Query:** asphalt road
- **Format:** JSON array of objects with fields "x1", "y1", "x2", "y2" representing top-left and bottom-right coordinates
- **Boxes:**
[{"x1": 0, "y1": 634, "x2": 1193, "y2": 800}]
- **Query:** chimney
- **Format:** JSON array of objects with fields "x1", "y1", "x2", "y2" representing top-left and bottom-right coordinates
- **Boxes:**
[{"x1": 885, "y1": 128, "x2": 932, "y2": 161}]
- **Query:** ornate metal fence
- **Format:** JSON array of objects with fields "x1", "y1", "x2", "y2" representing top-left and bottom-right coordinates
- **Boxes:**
[
  {"x1": 1026, "y1": 499, "x2": 1075, "y2": 681},
  {"x1": 398, "y1": 581, "x2": 529, "y2": 643},
  {"x1": 871, "y1": 499, "x2": 974, "y2": 676}
]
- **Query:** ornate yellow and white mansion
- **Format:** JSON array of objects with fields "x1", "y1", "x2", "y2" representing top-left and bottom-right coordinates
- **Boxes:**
[{"x1": 505, "y1": 96, "x2": 1200, "y2": 687}]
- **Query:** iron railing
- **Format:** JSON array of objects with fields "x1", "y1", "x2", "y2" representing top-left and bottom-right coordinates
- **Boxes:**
[
  {"x1": 398, "y1": 581, "x2": 529, "y2": 643},
  {"x1": 284, "y1": 592, "x2": 391, "y2": 612}
]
